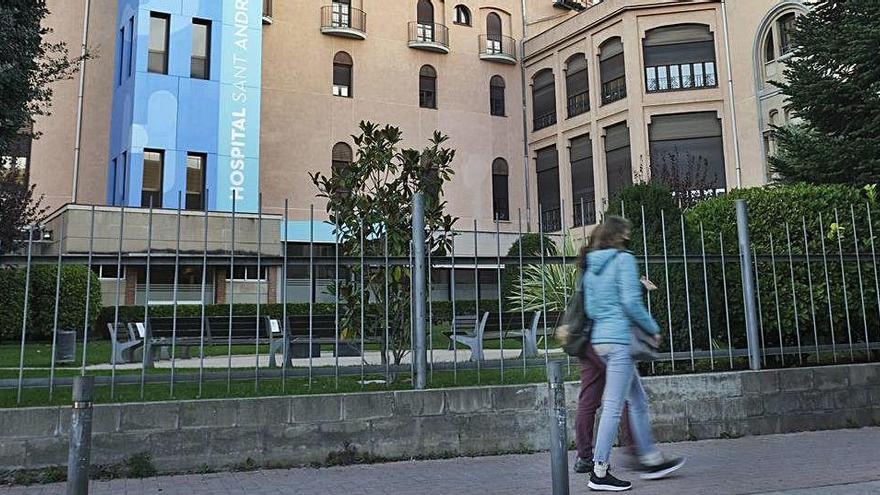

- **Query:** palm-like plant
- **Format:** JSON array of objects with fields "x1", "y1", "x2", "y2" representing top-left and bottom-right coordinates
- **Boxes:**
[{"x1": 506, "y1": 236, "x2": 582, "y2": 314}]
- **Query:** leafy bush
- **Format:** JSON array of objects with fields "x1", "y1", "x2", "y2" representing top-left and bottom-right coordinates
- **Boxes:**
[
  {"x1": 499, "y1": 233, "x2": 557, "y2": 310},
  {"x1": 0, "y1": 265, "x2": 101, "y2": 342},
  {"x1": 686, "y1": 183, "x2": 879, "y2": 357}
]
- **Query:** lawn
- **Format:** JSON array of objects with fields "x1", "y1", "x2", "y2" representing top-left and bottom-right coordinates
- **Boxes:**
[{"x1": 0, "y1": 365, "x2": 580, "y2": 409}]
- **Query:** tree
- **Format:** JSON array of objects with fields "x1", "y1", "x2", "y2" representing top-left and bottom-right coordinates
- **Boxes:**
[
  {"x1": 1, "y1": 0, "x2": 86, "y2": 154},
  {"x1": 770, "y1": 0, "x2": 880, "y2": 186},
  {"x1": 0, "y1": 167, "x2": 47, "y2": 254},
  {"x1": 311, "y1": 122, "x2": 457, "y2": 365}
]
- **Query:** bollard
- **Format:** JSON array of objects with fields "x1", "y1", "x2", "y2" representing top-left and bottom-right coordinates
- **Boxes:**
[
  {"x1": 736, "y1": 200, "x2": 762, "y2": 371},
  {"x1": 67, "y1": 376, "x2": 94, "y2": 495},
  {"x1": 547, "y1": 360, "x2": 570, "y2": 495}
]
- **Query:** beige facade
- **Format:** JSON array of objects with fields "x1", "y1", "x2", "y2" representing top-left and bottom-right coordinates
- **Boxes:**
[
  {"x1": 521, "y1": 0, "x2": 805, "y2": 232},
  {"x1": 30, "y1": 0, "x2": 804, "y2": 232}
]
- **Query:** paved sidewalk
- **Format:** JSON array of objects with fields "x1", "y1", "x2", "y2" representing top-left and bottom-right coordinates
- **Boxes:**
[{"x1": 3, "y1": 428, "x2": 879, "y2": 495}]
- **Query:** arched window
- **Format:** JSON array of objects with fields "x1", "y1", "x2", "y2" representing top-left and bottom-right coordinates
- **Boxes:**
[
  {"x1": 489, "y1": 75, "x2": 505, "y2": 116},
  {"x1": 532, "y1": 69, "x2": 556, "y2": 130},
  {"x1": 599, "y1": 37, "x2": 626, "y2": 105},
  {"x1": 492, "y1": 158, "x2": 509, "y2": 221},
  {"x1": 486, "y1": 12, "x2": 502, "y2": 54},
  {"x1": 565, "y1": 53, "x2": 589, "y2": 117},
  {"x1": 454, "y1": 4, "x2": 471, "y2": 26},
  {"x1": 643, "y1": 24, "x2": 716, "y2": 92},
  {"x1": 777, "y1": 13, "x2": 796, "y2": 55},
  {"x1": 332, "y1": 142, "x2": 352, "y2": 173},
  {"x1": 763, "y1": 28, "x2": 775, "y2": 63},
  {"x1": 332, "y1": 51, "x2": 353, "y2": 97},
  {"x1": 417, "y1": 0, "x2": 435, "y2": 42},
  {"x1": 419, "y1": 65, "x2": 437, "y2": 109}
]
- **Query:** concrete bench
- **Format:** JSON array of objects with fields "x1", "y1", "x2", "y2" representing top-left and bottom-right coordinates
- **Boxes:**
[{"x1": 443, "y1": 311, "x2": 544, "y2": 361}]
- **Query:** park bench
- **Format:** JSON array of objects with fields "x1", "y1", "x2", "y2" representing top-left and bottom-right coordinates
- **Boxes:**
[
  {"x1": 109, "y1": 316, "x2": 274, "y2": 367},
  {"x1": 443, "y1": 311, "x2": 544, "y2": 361},
  {"x1": 285, "y1": 315, "x2": 381, "y2": 363}
]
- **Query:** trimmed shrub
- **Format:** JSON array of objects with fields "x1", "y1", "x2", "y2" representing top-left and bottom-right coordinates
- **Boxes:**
[{"x1": 0, "y1": 265, "x2": 102, "y2": 342}]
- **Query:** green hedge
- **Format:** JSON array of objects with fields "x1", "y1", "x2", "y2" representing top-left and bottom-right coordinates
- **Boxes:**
[
  {"x1": 96, "y1": 299, "x2": 499, "y2": 338},
  {"x1": 0, "y1": 265, "x2": 102, "y2": 342},
  {"x1": 686, "y1": 183, "x2": 878, "y2": 355}
]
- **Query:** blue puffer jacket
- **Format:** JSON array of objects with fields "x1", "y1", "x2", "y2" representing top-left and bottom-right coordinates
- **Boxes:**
[{"x1": 583, "y1": 248, "x2": 660, "y2": 345}]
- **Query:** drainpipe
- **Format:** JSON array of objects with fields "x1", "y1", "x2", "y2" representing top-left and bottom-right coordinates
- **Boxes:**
[
  {"x1": 71, "y1": 0, "x2": 92, "y2": 204},
  {"x1": 720, "y1": 0, "x2": 743, "y2": 189},
  {"x1": 519, "y1": 0, "x2": 532, "y2": 232}
]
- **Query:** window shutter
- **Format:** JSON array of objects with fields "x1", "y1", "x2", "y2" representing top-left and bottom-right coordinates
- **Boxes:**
[
  {"x1": 604, "y1": 122, "x2": 630, "y2": 151},
  {"x1": 535, "y1": 145, "x2": 558, "y2": 172},
  {"x1": 649, "y1": 112, "x2": 721, "y2": 140}
]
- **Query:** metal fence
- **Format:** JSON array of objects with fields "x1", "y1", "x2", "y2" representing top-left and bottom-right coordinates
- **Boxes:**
[{"x1": 0, "y1": 194, "x2": 878, "y2": 405}]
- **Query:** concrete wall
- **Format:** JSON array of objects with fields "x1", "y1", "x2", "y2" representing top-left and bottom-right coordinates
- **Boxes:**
[{"x1": 2, "y1": 363, "x2": 878, "y2": 473}]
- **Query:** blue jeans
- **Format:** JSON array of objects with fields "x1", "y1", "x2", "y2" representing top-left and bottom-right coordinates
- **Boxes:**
[{"x1": 592, "y1": 344, "x2": 659, "y2": 465}]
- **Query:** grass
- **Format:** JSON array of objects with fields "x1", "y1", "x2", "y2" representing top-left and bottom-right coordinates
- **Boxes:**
[{"x1": 0, "y1": 365, "x2": 580, "y2": 409}]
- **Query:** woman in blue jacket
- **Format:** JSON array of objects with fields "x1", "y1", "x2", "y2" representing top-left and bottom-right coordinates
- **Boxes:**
[{"x1": 585, "y1": 216, "x2": 684, "y2": 492}]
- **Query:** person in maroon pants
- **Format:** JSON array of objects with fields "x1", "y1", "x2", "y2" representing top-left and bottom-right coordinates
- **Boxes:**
[{"x1": 573, "y1": 346, "x2": 632, "y2": 474}]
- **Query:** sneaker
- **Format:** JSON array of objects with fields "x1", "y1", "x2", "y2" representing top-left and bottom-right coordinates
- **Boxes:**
[
  {"x1": 574, "y1": 457, "x2": 593, "y2": 474},
  {"x1": 639, "y1": 457, "x2": 685, "y2": 480},
  {"x1": 588, "y1": 471, "x2": 632, "y2": 491}
]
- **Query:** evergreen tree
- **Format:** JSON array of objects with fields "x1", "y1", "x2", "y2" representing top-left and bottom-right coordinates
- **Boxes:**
[{"x1": 770, "y1": 0, "x2": 880, "y2": 186}]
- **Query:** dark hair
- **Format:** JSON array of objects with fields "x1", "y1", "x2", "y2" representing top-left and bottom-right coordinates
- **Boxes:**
[{"x1": 577, "y1": 215, "x2": 631, "y2": 270}]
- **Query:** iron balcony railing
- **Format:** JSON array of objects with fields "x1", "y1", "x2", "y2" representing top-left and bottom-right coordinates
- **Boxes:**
[
  {"x1": 408, "y1": 21, "x2": 449, "y2": 50},
  {"x1": 646, "y1": 61, "x2": 718, "y2": 93},
  {"x1": 540, "y1": 206, "x2": 562, "y2": 232},
  {"x1": 478, "y1": 34, "x2": 517, "y2": 61},
  {"x1": 533, "y1": 112, "x2": 557, "y2": 131},
  {"x1": 572, "y1": 198, "x2": 597, "y2": 228},
  {"x1": 567, "y1": 91, "x2": 589, "y2": 118},
  {"x1": 601, "y1": 77, "x2": 627, "y2": 105},
  {"x1": 321, "y1": 5, "x2": 367, "y2": 35}
]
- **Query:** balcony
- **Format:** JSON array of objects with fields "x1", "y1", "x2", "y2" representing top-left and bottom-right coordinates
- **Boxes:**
[
  {"x1": 601, "y1": 77, "x2": 626, "y2": 105},
  {"x1": 408, "y1": 22, "x2": 449, "y2": 54},
  {"x1": 262, "y1": 0, "x2": 273, "y2": 24},
  {"x1": 646, "y1": 61, "x2": 717, "y2": 93},
  {"x1": 479, "y1": 34, "x2": 516, "y2": 64},
  {"x1": 567, "y1": 91, "x2": 589, "y2": 118},
  {"x1": 533, "y1": 112, "x2": 557, "y2": 132},
  {"x1": 540, "y1": 207, "x2": 562, "y2": 233},
  {"x1": 321, "y1": 5, "x2": 367, "y2": 40}
]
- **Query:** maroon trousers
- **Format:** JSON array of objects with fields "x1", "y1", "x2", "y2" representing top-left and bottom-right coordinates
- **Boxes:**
[{"x1": 575, "y1": 346, "x2": 631, "y2": 460}]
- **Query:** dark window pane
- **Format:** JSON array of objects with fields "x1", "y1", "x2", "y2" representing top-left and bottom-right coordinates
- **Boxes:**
[
  {"x1": 142, "y1": 149, "x2": 164, "y2": 208},
  {"x1": 490, "y1": 84, "x2": 505, "y2": 116},
  {"x1": 532, "y1": 70, "x2": 556, "y2": 130},
  {"x1": 604, "y1": 123, "x2": 631, "y2": 200},
  {"x1": 649, "y1": 112, "x2": 727, "y2": 193},
  {"x1": 420, "y1": 74, "x2": 436, "y2": 108},
  {"x1": 149, "y1": 13, "x2": 169, "y2": 74},
  {"x1": 536, "y1": 146, "x2": 561, "y2": 232},
  {"x1": 191, "y1": 20, "x2": 211, "y2": 79},
  {"x1": 186, "y1": 153, "x2": 205, "y2": 210}
]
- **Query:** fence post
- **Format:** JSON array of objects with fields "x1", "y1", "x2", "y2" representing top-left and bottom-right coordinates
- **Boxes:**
[
  {"x1": 547, "y1": 360, "x2": 569, "y2": 495},
  {"x1": 67, "y1": 375, "x2": 94, "y2": 495},
  {"x1": 412, "y1": 192, "x2": 428, "y2": 390},
  {"x1": 736, "y1": 199, "x2": 762, "y2": 370}
]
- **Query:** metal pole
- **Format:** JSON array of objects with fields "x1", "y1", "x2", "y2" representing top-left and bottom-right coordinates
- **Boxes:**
[
  {"x1": 736, "y1": 199, "x2": 761, "y2": 370},
  {"x1": 49, "y1": 220, "x2": 65, "y2": 400},
  {"x1": 81, "y1": 205, "x2": 96, "y2": 375},
  {"x1": 170, "y1": 192, "x2": 182, "y2": 396},
  {"x1": 547, "y1": 360, "x2": 569, "y2": 495},
  {"x1": 198, "y1": 193, "x2": 209, "y2": 397},
  {"x1": 16, "y1": 226, "x2": 35, "y2": 405},
  {"x1": 412, "y1": 192, "x2": 428, "y2": 390},
  {"x1": 110, "y1": 207, "x2": 124, "y2": 399},
  {"x1": 66, "y1": 375, "x2": 94, "y2": 495},
  {"x1": 140, "y1": 200, "x2": 154, "y2": 399}
]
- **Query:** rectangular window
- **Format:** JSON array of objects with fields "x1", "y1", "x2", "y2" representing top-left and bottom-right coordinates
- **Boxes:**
[
  {"x1": 128, "y1": 16, "x2": 135, "y2": 77},
  {"x1": 333, "y1": 62, "x2": 352, "y2": 97},
  {"x1": 191, "y1": 19, "x2": 211, "y2": 79},
  {"x1": 649, "y1": 111, "x2": 727, "y2": 195},
  {"x1": 118, "y1": 26, "x2": 125, "y2": 85},
  {"x1": 604, "y1": 122, "x2": 632, "y2": 201},
  {"x1": 569, "y1": 135, "x2": 595, "y2": 227},
  {"x1": 419, "y1": 77, "x2": 436, "y2": 109},
  {"x1": 490, "y1": 85, "x2": 505, "y2": 116},
  {"x1": 186, "y1": 153, "x2": 206, "y2": 210},
  {"x1": 228, "y1": 266, "x2": 268, "y2": 281},
  {"x1": 536, "y1": 146, "x2": 561, "y2": 232},
  {"x1": 142, "y1": 149, "x2": 164, "y2": 208},
  {"x1": 148, "y1": 12, "x2": 170, "y2": 74},
  {"x1": 110, "y1": 157, "x2": 118, "y2": 204},
  {"x1": 92, "y1": 265, "x2": 125, "y2": 280},
  {"x1": 492, "y1": 174, "x2": 509, "y2": 221},
  {"x1": 121, "y1": 151, "x2": 128, "y2": 203}
]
